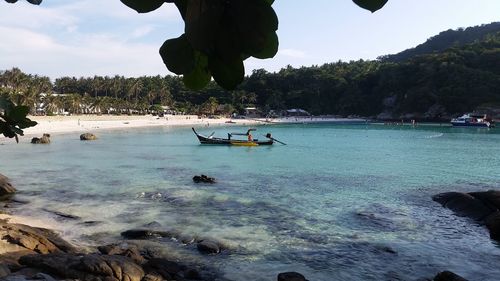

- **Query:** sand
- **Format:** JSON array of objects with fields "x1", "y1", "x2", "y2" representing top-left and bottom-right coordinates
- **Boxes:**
[{"x1": 2, "y1": 114, "x2": 263, "y2": 141}]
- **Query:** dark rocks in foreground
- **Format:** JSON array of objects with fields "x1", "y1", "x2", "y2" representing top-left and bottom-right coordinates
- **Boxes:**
[
  {"x1": 80, "y1": 133, "x2": 97, "y2": 141},
  {"x1": 19, "y1": 253, "x2": 144, "y2": 281},
  {"x1": 433, "y1": 190, "x2": 500, "y2": 240},
  {"x1": 0, "y1": 173, "x2": 16, "y2": 197}
]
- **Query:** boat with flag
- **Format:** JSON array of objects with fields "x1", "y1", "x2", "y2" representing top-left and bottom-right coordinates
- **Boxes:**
[{"x1": 192, "y1": 128, "x2": 285, "y2": 146}]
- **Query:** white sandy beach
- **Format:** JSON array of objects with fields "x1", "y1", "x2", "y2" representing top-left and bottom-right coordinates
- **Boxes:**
[{"x1": 5, "y1": 115, "x2": 263, "y2": 141}]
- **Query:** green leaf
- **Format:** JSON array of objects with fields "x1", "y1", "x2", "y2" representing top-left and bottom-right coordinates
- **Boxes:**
[
  {"x1": 120, "y1": 0, "x2": 166, "y2": 13},
  {"x1": 232, "y1": 0, "x2": 279, "y2": 57},
  {"x1": 250, "y1": 32, "x2": 279, "y2": 59},
  {"x1": 160, "y1": 34, "x2": 195, "y2": 75},
  {"x1": 185, "y1": 0, "x2": 224, "y2": 52},
  {"x1": 9, "y1": 105, "x2": 30, "y2": 122},
  {"x1": 183, "y1": 53, "x2": 211, "y2": 90},
  {"x1": 209, "y1": 56, "x2": 244, "y2": 90},
  {"x1": 352, "y1": 0, "x2": 388, "y2": 13}
]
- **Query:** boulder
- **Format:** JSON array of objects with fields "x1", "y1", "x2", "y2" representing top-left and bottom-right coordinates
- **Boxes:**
[
  {"x1": 433, "y1": 190, "x2": 500, "y2": 241},
  {"x1": 0, "y1": 173, "x2": 16, "y2": 197},
  {"x1": 143, "y1": 258, "x2": 183, "y2": 280},
  {"x1": 196, "y1": 240, "x2": 220, "y2": 254},
  {"x1": 432, "y1": 192, "x2": 494, "y2": 221},
  {"x1": 80, "y1": 133, "x2": 97, "y2": 141},
  {"x1": 0, "y1": 264, "x2": 11, "y2": 278},
  {"x1": 98, "y1": 243, "x2": 145, "y2": 264},
  {"x1": 31, "y1": 134, "x2": 51, "y2": 144},
  {"x1": 277, "y1": 272, "x2": 309, "y2": 281},
  {"x1": 433, "y1": 271, "x2": 468, "y2": 281},
  {"x1": 193, "y1": 175, "x2": 216, "y2": 184},
  {"x1": 19, "y1": 253, "x2": 145, "y2": 281},
  {"x1": 0, "y1": 220, "x2": 77, "y2": 254},
  {"x1": 142, "y1": 272, "x2": 163, "y2": 281},
  {"x1": 484, "y1": 211, "x2": 500, "y2": 241}
]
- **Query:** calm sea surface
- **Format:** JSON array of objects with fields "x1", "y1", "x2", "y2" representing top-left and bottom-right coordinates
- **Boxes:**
[{"x1": 1, "y1": 124, "x2": 500, "y2": 280}]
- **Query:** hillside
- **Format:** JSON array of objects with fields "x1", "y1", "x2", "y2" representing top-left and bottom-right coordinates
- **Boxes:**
[{"x1": 381, "y1": 22, "x2": 500, "y2": 62}]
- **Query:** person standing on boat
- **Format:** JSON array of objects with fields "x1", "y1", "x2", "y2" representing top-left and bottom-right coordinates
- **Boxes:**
[{"x1": 248, "y1": 132, "x2": 253, "y2": 141}]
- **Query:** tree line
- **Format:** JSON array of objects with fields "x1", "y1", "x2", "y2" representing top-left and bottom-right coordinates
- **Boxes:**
[{"x1": 2, "y1": 31, "x2": 500, "y2": 120}]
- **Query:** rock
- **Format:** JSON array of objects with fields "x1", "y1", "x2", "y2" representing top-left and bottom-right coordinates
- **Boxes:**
[
  {"x1": 98, "y1": 243, "x2": 145, "y2": 264},
  {"x1": 433, "y1": 271, "x2": 468, "y2": 281},
  {"x1": 277, "y1": 272, "x2": 309, "y2": 281},
  {"x1": 0, "y1": 173, "x2": 16, "y2": 197},
  {"x1": 19, "y1": 253, "x2": 145, "y2": 281},
  {"x1": 183, "y1": 268, "x2": 201, "y2": 280},
  {"x1": 121, "y1": 229, "x2": 170, "y2": 240},
  {"x1": 31, "y1": 134, "x2": 51, "y2": 144},
  {"x1": 468, "y1": 190, "x2": 500, "y2": 210},
  {"x1": 1, "y1": 273, "x2": 56, "y2": 281},
  {"x1": 196, "y1": 240, "x2": 220, "y2": 254},
  {"x1": 432, "y1": 192, "x2": 494, "y2": 220},
  {"x1": 0, "y1": 220, "x2": 77, "y2": 254},
  {"x1": 433, "y1": 190, "x2": 500, "y2": 241},
  {"x1": 193, "y1": 175, "x2": 216, "y2": 184},
  {"x1": 143, "y1": 258, "x2": 183, "y2": 280},
  {"x1": 142, "y1": 272, "x2": 164, "y2": 281},
  {"x1": 0, "y1": 263, "x2": 11, "y2": 278},
  {"x1": 80, "y1": 133, "x2": 97, "y2": 141},
  {"x1": 484, "y1": 211, "x2": 500, "y2": 240}
]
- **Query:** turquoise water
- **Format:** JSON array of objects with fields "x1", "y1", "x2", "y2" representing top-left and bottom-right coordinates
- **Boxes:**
[{"x1": 1, "y1": 124, "x2": 500, "y2": 280}]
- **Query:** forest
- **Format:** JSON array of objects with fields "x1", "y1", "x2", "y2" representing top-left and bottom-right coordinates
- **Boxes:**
[{"x1": 1, "y1": 23, "x2": 500, "y2": 121}]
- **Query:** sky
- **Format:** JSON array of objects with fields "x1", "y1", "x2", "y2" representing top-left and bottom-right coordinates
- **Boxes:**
[{"x1": 0, "y1": 0, "x2": 499, "y2": 80}]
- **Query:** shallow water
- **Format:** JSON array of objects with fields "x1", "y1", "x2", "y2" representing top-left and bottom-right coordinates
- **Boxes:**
[{"x1": 1, "y1": 124, "x2": 500, "y2": 280}]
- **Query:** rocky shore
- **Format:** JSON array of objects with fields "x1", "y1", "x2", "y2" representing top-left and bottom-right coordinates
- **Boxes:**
[{"x1": 1, "y1": 172, "x2": 491, "y2": 281}]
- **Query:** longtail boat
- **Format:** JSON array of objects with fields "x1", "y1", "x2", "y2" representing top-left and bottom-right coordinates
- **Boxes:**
[{"x1": 192, "y1": 128, "x2": 276, "y2": 146}]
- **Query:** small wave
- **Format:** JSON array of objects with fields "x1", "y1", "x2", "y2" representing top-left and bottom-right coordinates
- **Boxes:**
[{"x1": 425, "y1": 133, "x2": 444, "y2": 139}]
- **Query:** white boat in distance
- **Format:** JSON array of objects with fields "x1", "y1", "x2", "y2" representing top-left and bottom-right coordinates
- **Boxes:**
[{"x1": 451, "y1": 113, "x2": 494, "y2": 128}]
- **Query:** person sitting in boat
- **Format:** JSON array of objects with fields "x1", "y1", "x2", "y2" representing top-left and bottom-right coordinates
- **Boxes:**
[{"x1": 248, "y1": 132, "x2": 253, "y2": 141}]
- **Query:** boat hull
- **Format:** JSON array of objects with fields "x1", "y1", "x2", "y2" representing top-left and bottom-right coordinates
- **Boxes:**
[
  {"x1": 192, "y1": 128, "x2": 273, "y2": 145},
  {"x1": 451, "y1": 122, "x2": 491, "y2": 128}
]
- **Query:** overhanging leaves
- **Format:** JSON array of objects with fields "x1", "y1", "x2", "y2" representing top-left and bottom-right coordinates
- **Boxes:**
[{"x1": 352, "y1": 0, "x2": 388, "y2": 13}]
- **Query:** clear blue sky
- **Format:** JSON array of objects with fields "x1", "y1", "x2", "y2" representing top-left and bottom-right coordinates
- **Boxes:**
[{"x1": 0, "y1": 0, "x2": 499, "y2": 79}]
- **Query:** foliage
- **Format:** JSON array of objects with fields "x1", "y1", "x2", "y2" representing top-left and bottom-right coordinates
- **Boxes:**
[
  {"x1": 381, "y1": 22, "x2": 500, "y2": 62},
  {"x1": 0, "y1": 96, "x2": 37, "y2": 143}
]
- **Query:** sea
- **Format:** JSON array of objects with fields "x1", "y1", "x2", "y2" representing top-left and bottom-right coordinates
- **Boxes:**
[{"x1": 1, "y1": 123, "x2": 499, "y2": 281}]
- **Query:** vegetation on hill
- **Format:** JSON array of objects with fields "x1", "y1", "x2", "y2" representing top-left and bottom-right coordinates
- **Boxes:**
[
  {"x1": 2, "y1": 25, "x2": 500, "y2": 123},
  {"x1": 381, "y1": 22, "x2": 500, "y2": 62}
]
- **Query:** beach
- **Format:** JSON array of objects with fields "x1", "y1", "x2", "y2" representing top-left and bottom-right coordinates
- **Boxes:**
[{"x1": 6, "y1": 115, "x2": 263, "y2": 141}]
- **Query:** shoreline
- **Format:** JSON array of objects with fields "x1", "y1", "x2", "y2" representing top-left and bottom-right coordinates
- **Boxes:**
[{"x1": 3, "y1": 115, "x2": 265, "y2": 142}]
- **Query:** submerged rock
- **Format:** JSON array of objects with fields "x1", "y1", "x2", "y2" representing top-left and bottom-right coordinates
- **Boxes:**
[
  {"x1": 277, "y1": 272, "x2": 309, "y2": 281},
  {"x1": 193, "y1": 175, "x2": 216, "y2": 184},
  {"x1": 121, "y1": 229, "x2": 170, "y2": 240},
  {"x1": 0, "y1": 173, "x2": 16, "y2": 197},
  {"x1": 80, "y1": 133, "x2": 97, "y2": 141}
]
